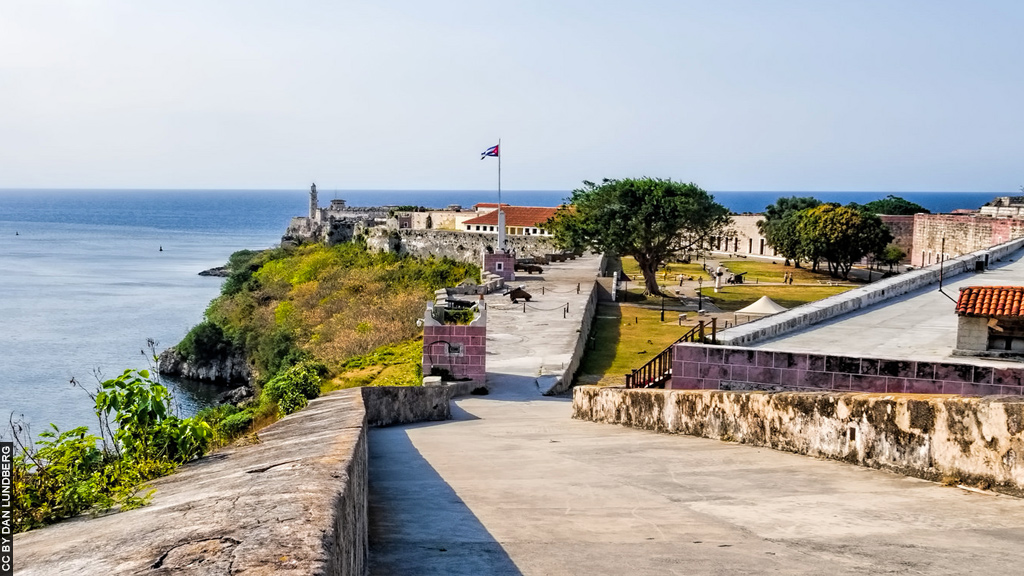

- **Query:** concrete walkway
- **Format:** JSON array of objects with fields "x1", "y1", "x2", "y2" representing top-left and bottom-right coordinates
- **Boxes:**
[
  {"x1": 754, "y1": 246, "x2": 1024, "y2": 364},
  {"x1": 368, "y1": 254, "x2": 1024, "y2": 575}
]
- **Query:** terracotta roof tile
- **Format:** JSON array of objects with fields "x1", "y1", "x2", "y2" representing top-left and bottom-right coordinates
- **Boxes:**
[
  {"x1": 956, "y1": 286, "x2": 1024, "y2": 317},
  {"x1": 462, "y1": 206, "x2": 558, "y2": 228}
]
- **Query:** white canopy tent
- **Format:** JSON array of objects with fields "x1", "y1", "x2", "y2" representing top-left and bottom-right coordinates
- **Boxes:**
[{"x1": 734, "y1": 295, "x2": 788, "y2": 324}]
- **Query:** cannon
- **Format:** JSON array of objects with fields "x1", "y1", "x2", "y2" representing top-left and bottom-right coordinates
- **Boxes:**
[
  {"x1": 506, "y1": 286, "x2": 533, "y2": 303},
  {"x1": 727, "y1": 271, "x2": 747, "y2": 285},
  {"x1": 515, "y1": 262, "x2": 543, "y2": 274}
]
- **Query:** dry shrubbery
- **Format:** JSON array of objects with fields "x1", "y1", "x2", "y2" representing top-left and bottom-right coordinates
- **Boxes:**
[{"x1": 187, "y1": 242, "x2": 478, "y2": 382}]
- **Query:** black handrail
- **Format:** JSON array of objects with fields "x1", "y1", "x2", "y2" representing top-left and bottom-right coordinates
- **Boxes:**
[{"x1": 625, "y1": 318, "x2": 717, "y2": 388}]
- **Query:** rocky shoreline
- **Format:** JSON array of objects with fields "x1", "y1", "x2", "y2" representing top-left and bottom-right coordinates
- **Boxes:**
[{"x1": 157, "y1": 347, "x2": 253, "y2": 403}]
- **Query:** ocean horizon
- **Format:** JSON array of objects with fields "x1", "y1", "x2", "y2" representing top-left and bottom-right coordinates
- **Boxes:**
[
  {"x1": 0, "y1": 188, "x2": 1007, "y2": 435},
  {"x1": 0, "y1": 188, "x2": 1006, "y2": 217}
]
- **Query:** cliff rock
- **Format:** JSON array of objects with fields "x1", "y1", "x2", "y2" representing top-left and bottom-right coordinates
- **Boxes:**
[{"x1": 158, "y1": 346, "x2": 251, "y2": 385}]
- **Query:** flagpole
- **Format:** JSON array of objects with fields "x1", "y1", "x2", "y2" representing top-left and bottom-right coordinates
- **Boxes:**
[{"x1": 497, "y1": 138, "x2": 503, "y2": 252}]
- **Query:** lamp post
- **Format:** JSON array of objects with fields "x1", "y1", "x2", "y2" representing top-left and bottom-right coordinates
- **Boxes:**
[
  {"x1": 697, "y1": 276, "x2": 704, "y2": 313},
  {"x1": 660, "y1": 291, "x2": 665, "y2": 322}
]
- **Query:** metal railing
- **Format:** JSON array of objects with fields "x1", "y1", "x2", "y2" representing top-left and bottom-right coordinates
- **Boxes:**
[{"x1": 625, "y1": 318, "x2": 717, "y2": 389}]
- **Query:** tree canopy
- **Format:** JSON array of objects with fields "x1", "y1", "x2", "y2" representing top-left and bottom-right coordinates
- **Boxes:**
[
  {"x1": 797, "y1": 204, "x2": 893, "y2": 279},
  {"x1": 757, "y1": 196, "x2": 821, "y2": 267},
  {"x1": 546, "y1": 178, "x2": 730, "y2": 295},
  {"x1": 861, "y1": 195, "x2": 930, "y2": 215}
]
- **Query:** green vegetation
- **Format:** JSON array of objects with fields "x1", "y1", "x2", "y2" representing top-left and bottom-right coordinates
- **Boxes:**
[
  {"x1": 757, "y1": 198, "x2": 893, "y2": 278},
  {"x1": 757, "y1": 196, "x2": 821, "y2": 267},
  {"x1": 12, "y1": 370, "x2": 212, "y2": 533},
  {"x1": 861, "y1": 195, "x2": 930, "y2": 215},
  {"x1": 717, "y1": 259, "x2": 842, "y2": 284},
  {"x1": 799, "y1": 204, "x2": 892, "y2": 279},
  {"x1": 176, "y1": 242, "x2": 476, "y2": 442},
  {"x1": 322, "y1": 339, "x2": 424, "y2": 391},
  {"x1": 181, "y1": 242, "x2": 476, "y2": 382},
  {"x1": 699, "y1": 285, "x2": 850, "y2": 311},
  {"x1": 577, "y1": 303, "x2": 697, "y2": 386},
  {"x1": 547, "y1": 178, "x2": 730, "y2": 295}
]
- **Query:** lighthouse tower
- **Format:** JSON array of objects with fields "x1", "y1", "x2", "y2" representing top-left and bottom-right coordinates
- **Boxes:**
[{"x1": 309, "y1": 183, "x2": 319, "y2": 222}]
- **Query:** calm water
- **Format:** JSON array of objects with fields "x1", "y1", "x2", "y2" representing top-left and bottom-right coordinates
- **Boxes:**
[{"x1": 0, "y1": 188, "x2": 999, "y2": 435}]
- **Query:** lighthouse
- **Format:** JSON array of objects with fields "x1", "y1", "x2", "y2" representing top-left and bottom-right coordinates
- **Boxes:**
[{"x1": 309, "y1": 183, "x2": 319, "y2": 221}]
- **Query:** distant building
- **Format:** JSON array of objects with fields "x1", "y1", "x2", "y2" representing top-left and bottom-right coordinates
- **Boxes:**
[{"x1": 457, "y1": 204, "x2": 558, "y2": 237}]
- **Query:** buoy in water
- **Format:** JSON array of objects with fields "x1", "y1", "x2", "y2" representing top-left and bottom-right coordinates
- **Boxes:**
[{"x1": 159, "y1": 246, "x2": 163, "y2": 251}]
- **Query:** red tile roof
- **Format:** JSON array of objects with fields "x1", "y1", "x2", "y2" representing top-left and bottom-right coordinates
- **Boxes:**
[
  {"x1": 462, "y1": 206, "x2": 558, "y2": 228},
  {"x1": 956, "y1": 286, "x2": 1024, "y2": 317}
]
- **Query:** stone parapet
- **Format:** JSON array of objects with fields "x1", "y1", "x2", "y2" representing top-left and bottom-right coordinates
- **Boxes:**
[
  {"x1": 14, "y1": 386, "x2": 463, "y2": 575},
  {"x1": 670, "y1": 342, "x2": 1024, "y2": 396},
  {"x1": 573, "y1": 386, "x2": 1024, "y2": 497}
]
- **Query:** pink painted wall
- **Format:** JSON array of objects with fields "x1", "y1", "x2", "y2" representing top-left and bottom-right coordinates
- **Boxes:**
[
  {"x1": 423, "y1": 324, "x2": 487, "y2": 384},
  {"x1": 483, "y1": 252, "x2": 516, "y2": 281},
  {"x1": 671, "y1": 343, "x2": 1024, "y2": 396}
]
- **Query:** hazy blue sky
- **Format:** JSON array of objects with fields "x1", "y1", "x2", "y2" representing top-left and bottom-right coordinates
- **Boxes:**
[{"x1": 2, "y1": 1, "x2": 1022, "y2": 191}]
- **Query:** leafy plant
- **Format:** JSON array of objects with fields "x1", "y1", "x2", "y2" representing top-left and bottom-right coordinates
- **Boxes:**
[
  {"x1": 11, "y1": 369, "x2": 208, "y2": 533},
  {"x1": 261, "y1": 361, "x2": 325, "y2": 415}
]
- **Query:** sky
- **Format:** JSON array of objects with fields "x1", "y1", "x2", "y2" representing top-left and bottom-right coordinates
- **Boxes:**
[{"x1": 1, "y1": 1, "x2": 1022, "y2": 192}]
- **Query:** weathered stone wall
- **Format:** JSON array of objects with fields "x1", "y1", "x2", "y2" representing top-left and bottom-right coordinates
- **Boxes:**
[
  {"x1": 670, "y1": 342, "x2": 1024, "y2": 396},
  {"x1": 14, "y1": 385, "x2": 466, "y2": 575},
  {"x1": 956, "y1": 316, "x2": 989, "y2": 353},
  {"x1": 367, "y1": 228, "x2": 558, "y2": 263},
  {"x1": 879, "y1": 214, "x2": 915, "y2": 260},
  {"x1": 911, "y1": 213, "x2": 1024, "y2": 267},
  {"x1": 573, "y1": 386, "x2": 1024, "y2": 497},
  {"x1": 718, "y1": 237, "x2": 1024, "y2": 347},
  {"x1": 712, "y1": 214, "x2": 775, "y2": 258}
]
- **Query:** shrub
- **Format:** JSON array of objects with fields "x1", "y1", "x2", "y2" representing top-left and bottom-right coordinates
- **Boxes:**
[
  {"x1": 176, "y1": 321, "x2": 234, "y2": 363},
  {"x1": 262, "y1": 361, "x2": 324, "y2": 415},
  {"x1": 12, "y1": 370, "x2": 210, "y2": 532},
  {"x1": 218, "y1": 411, "x2": 254, "y2": 438}
]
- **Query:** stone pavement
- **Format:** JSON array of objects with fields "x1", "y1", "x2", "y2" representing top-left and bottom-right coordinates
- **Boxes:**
[
  {"x1": 753, "y1": 246, "x2": 1024, "y2": 365},
  {"x1": 368, "y1": 253, "x2": 1024, "y2": 575}
]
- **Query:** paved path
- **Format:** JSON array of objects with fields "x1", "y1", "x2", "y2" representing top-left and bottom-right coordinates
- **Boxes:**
[
  {"x1": 368, "y1": 254, "x2": 1024, "y2": 575},
  {"x1": 754, "y1": 247, "x2": 1024, "y2": 364}
]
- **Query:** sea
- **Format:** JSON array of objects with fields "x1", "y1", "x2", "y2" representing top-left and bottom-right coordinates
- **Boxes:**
[{"x1": 0, "y1": 189, "x2": 1001, "y2": 436}]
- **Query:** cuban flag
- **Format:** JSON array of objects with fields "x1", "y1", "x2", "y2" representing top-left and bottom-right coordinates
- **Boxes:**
[{"x1": 480, "y1": 144, "x2": 499, "y2": 159}]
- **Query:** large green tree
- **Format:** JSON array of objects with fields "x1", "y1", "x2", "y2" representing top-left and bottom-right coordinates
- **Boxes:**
[
  {"x1": 861, "y1": 195, "x2": 930, "y2": 215},
  {"x1": 757, "y1": 196, "x2": 821, "y2": 267},
  {"x1": 547, "y1": 178, "x2": 731, "y2": 295},
  {"x1": 797, "y1": 204, "x2": 893, "y2": 279}
]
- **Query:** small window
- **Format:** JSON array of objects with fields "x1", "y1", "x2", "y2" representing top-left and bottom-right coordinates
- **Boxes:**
[
  {"x1": 496, "y1": 262, "x2": 503, "y2": 271},
  {"x1": 476, "y1": 225, "x2": 481, "y2": 231},
  {"x1": 446, "y1": 342, "x2": 464, "y2": 356},
  {"x1": 490, "y1": 226, "x2": 495, "y2": 231}
]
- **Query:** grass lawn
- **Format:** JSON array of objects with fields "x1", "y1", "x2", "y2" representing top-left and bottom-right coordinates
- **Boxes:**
[
  {"x1": 720, "y1": 259, "x2": 861, "y2": 285},
  {"x1": 576, "y1": 303, "x2": 701, "y2": 387},
  {"x1": 699, "y1": 284, "x2": 851, "y2": 312},
  {"x1": 620, "y1": 257, "x2": 711, "y2": 283}
]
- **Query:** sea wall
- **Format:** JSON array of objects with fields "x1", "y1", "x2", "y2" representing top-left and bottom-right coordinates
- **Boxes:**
[
  {"x1": 718, "y1": 237, "x2": 1024, "y2": 347},
  {"x1": 573, "y1": 386, "x2": 1024, "y2": 496},
  {"x1": 14, "y1": 385, "x2": 457, "y2": 575}
]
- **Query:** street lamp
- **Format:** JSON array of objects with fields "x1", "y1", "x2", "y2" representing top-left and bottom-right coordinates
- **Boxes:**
[
  {"x1": 660, "y1": 291, "x2": 665, "y2": 322},
  {"x1": 697, "y1": 276, "x2": 704, "y2": 313}
]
